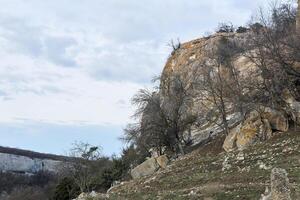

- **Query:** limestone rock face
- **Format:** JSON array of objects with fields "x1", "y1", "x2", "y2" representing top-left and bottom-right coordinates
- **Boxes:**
[
  {"x1": 131, "y1": 158, "x2": 160, "y2": 179},
  {"x1": 159, "y1": 33, "x2": 249, "y2": 146},
  {"x1": 0, "y1": 152, "x2": 63, "y2": 173},
  {"x1": 159, "y1": 29, "x2": 298, "y2": 151}
]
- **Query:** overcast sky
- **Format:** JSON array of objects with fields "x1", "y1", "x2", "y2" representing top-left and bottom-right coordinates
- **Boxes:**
[{"x1": 0, "y1": 0, "x2": 283, "y2": 156}]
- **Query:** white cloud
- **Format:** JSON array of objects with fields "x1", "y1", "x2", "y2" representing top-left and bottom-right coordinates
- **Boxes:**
[
  {"x1": 0, "y1": 51, "x2": 143, "y2": 125},
  {"x1": 0, "y1": 0, "x2": 273, "y2": 127}
]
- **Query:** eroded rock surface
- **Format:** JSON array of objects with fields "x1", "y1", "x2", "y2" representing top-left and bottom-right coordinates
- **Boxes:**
[
  {"x1": 261, "y1": 168, "x2": 291, "y2": 200},
  {"x1": 223, "y1": 108, "x2": 289, "y2": 152}
]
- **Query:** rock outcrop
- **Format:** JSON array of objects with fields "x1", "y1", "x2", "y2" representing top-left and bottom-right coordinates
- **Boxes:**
[
  {"x1": 223, "y1": 108, "x2": 289, "y2": 152},
  {"x1": 131, "y1": 158, "x2": 160, "y2": 179},
  {"x1": 261, "y1": 168, "x2": 291, "y2": 200},
  {"x1": 131, "y1": 155, "x2": 169, "y2": 179},
  {"x1": 159, "y1": 33, "x2": 248, "y2": 146},
  {"x1": 159, "y1": 29, "x2": 298, "y2": 152},
  {"x1": 0, "y1": 151, "x2": 67, "y2": 174}
]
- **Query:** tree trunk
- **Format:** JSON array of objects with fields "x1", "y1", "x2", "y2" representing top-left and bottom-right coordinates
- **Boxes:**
[
  {"x1": 297, "y1": 0, "x2": 300, "y2": 33},
  {"x1": 178, "y1": 142, "x2": 185, "y2": 155}
]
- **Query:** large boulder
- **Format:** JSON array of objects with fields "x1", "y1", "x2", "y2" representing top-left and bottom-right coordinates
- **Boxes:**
[
  {"x1": 236, "y1": 117, "x2": 272, "y2": 150},
  {"x1": 223, "y1": 110, "x2": 275, "y2": 152},
  {"x1": 262, "y1": 108, "x2": 289, "y2": 132},
  {"x1": 131, "y1": 158, "x2": 159, "y2": 179},
  {"x1": 131, "y1": 155, "x2": 169, "y2": 179},
  {"x1": 223, "y1": 107, "x2": 290, "y2": 152}
]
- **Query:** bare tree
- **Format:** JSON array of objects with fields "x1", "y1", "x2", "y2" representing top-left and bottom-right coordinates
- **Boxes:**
[
  {"x1": 243, "y1": 2, "x2": 300, "y2": 110},
  {"x1": 167, "y1": 38, "x2": 181, "y2": 55},
  {"x1": 63, "y1": 142, "x2": 103, "y2": 193},
  {"x1": 125, "y1": 74, "x2": 196, "y2": 156}
]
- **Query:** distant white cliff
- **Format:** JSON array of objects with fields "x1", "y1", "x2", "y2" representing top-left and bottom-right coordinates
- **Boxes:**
[{"x1": 0, "y1": 152, "x2": 64, "y2": 174}]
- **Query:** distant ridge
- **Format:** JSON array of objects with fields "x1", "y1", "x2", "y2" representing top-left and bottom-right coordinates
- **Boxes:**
[{"x1": 0, "y1": 146, "x2": 72, "y2": 161}]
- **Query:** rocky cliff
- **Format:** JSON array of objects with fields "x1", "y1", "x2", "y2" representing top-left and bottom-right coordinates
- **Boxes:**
[
  {"x1": 160, "y1": 33, "x2": 249, "y2": 146},
  {"x1": 158, "y1": 26, "x2": 300, "y2": 152},
  {"x1": 0, "y1": 146, "x2": 70, "y2": 174}
]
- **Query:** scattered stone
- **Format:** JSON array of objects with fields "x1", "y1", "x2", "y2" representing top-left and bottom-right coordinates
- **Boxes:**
[
  {"x1": 261, "y1": 187, "x2": 271, "y2": 200},
  {"x1": 282, "y1": 146, "x2": 293, "y2": 153},
  {"x1": 236, "y1": 151, "x2": 245, "y2": 161},
  {"x1": 189, "y1": 190, "x2": 196, "y2": 196},
  {"x1": 258, "y1": 160, "x2": 271, "y2": 170},
  {"x1": 222, "y1": 156, "x2": 232, "y2": 171}
]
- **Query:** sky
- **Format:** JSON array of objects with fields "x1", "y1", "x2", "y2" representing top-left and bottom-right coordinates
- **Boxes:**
[{"x1": 0, "y1": 0, "x2": 280, "y2": 156}]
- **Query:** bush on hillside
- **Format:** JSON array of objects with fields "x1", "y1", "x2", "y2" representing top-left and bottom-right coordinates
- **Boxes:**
[
  {"x1": 52, "y1": 177, "x2": 80, "y2": 200},
  {"x1": 216, "y1": 22, "x2": 234, "y2": 33},
  {"x1": 236, "y1": 26, "x2": 248, "y2": 33}
]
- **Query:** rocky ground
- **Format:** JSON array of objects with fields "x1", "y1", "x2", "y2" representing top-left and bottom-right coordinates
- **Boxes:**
[{"x1": 79, "y1": 130, "x2": 300, "y2": 200}]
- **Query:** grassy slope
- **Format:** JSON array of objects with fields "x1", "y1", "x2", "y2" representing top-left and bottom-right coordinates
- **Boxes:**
[{"x1": 106, "y1": 131, "x2": 300, "y2": 200}]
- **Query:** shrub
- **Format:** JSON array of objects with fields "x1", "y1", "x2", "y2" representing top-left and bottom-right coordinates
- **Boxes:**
[
  {"x1": 216, "y1": 22, "x2": 234, "y2": 33},
  {"x1": 52, "y1": 177, "x2": 80, "y2": 200},
  {"x1": 249, "y1": 22, "x2": 264, "y2": 32},
  {"x1": 236, "y1": 26, "x2": 248, "y2": 33}
]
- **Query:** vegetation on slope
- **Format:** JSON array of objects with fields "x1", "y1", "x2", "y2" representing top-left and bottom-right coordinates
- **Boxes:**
[{"x1": 108, "y1": 130, "x2": 300, "y2": 200}]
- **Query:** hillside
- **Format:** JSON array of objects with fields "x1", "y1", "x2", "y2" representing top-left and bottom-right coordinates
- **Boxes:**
[
  {"x1": 0, "y1": 146, "x2": 71, "y2": 161},
  {"x1": 107, "y1": 130, "x2": 300, "y2": 199}
]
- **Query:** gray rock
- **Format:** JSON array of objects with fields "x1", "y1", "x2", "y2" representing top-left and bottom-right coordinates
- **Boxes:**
[
  {"x1": 270, "y1": 168, "x2": 291, "y2": 200},
  {"x1": 261, "y1": 168, "x2": 291, "y2": 200},
  {"x1": 131, "y1": 158, "x2": 160, "y2": 179},
  {"x1": 0, "y1": 152, "x2": 63, "y2": 174},
  {"x1": 131, "y1": 155, "x2": 169, "y2": 179}
]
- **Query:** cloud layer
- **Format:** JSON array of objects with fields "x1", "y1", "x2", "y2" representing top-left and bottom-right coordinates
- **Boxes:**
[{"x1": 0, "y1": 0, "x2": 277, "y2": 154}]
